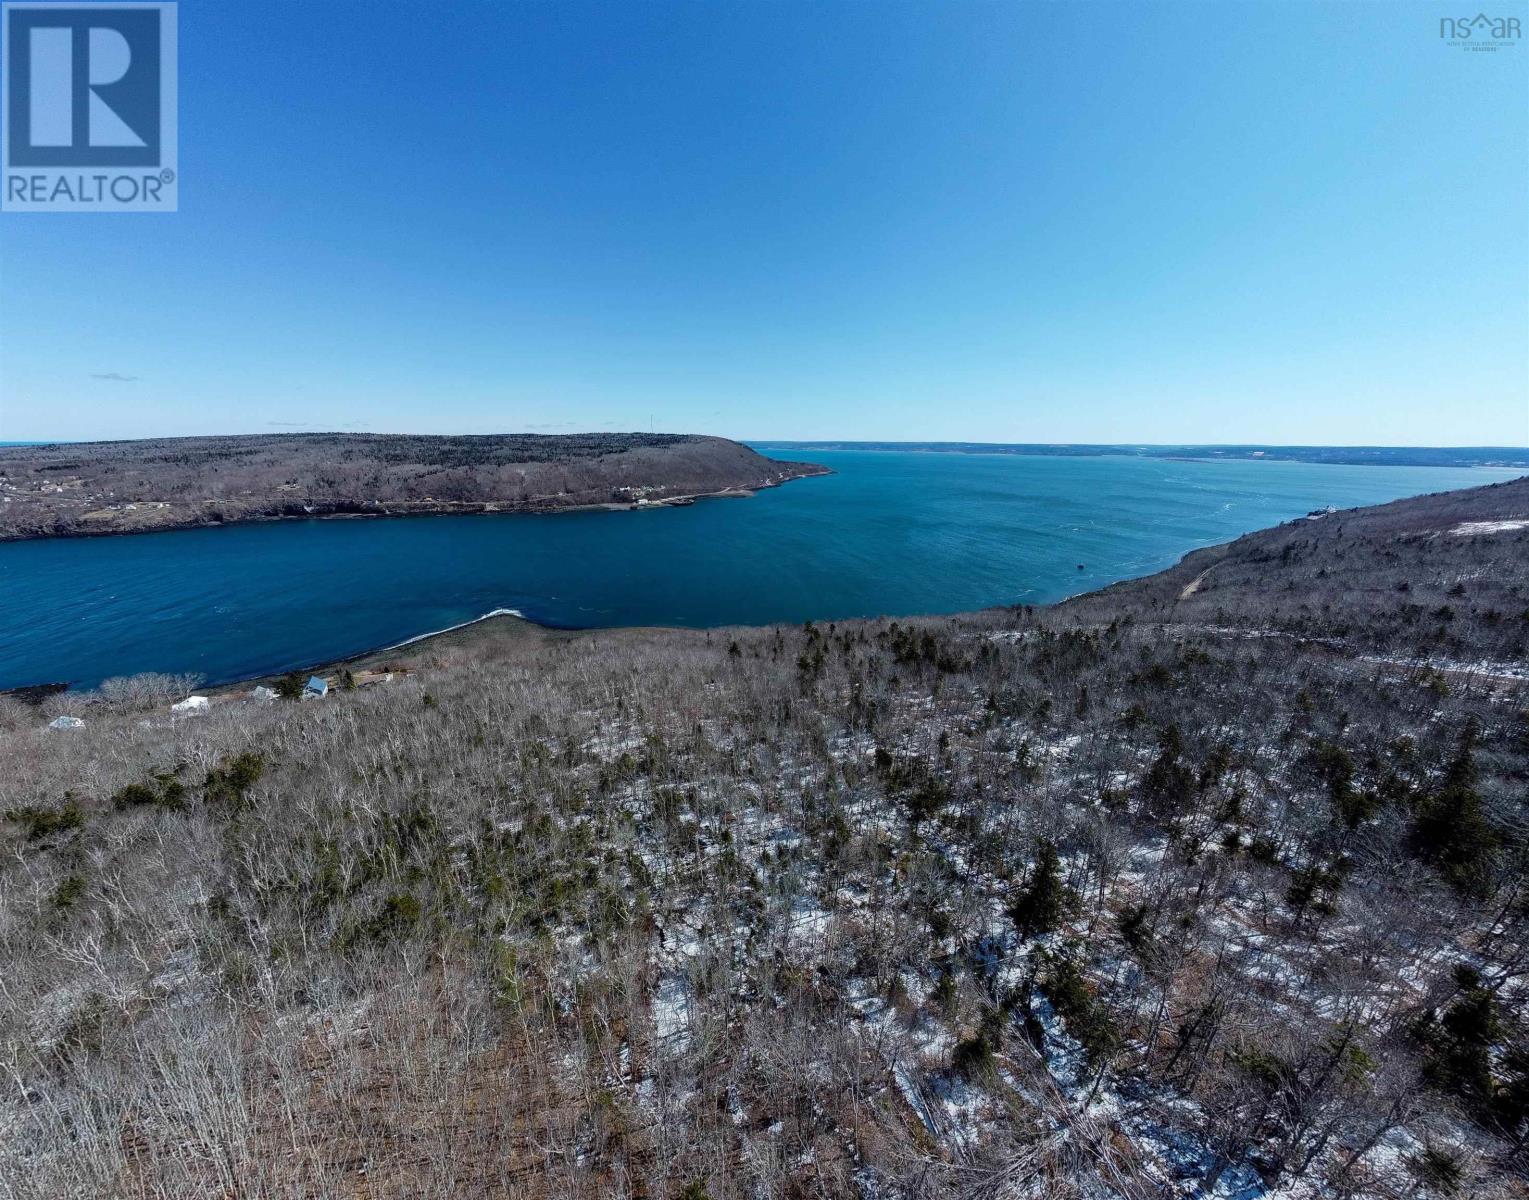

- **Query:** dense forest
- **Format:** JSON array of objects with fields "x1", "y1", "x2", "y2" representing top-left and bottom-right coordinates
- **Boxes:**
[
  {"x1": 0, "y1": 433, "x2": 828, "y2": 540},
  {"x1": 0, "y1": 477, "x2": 1525, "y2": 1198}
]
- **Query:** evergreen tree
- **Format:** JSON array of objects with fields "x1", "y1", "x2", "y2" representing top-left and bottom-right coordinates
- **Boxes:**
[
  {"x1": 1412, "y1": 720, "x2": 1498, "y2": 896},
  {"x1": 1140, "y1": 723, "x2": 1195, "y2": 818},
  {"x1": 1009, "y1": 838, "x2": 1075, "y2": 939},
  {"x1": 1494, "y1": 1045, "x2": 1529, "y2": 1145},
  {"x1": 1417, "y1": 964, "x2": 1499, "y2": 1112}
]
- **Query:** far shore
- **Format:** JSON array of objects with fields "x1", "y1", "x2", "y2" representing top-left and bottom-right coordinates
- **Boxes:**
[
  {"x1": 0, "y1": 431, "x2": 832, "y2": 544},
  {"x1": 0, "y1": 468, "x2": 833, "y2": 546}
]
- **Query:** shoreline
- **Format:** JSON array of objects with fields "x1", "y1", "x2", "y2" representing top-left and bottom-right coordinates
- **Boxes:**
[
  {"x1": 207, "y1": 608, "x2": 580, "y2": 698},
  {"x1": 0, "y1": 609, "x2": 565, "y2": 704},
  {"x1": 370, "y1": 606, "x2": 528, "y2": 654}
]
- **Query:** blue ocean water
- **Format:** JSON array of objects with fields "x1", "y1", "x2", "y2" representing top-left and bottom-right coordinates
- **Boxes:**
[{"x1": 0, "y1": 450, "x2": 1518, "y2": 690}]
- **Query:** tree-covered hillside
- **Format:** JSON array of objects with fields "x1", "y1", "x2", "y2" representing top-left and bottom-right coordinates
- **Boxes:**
[
  {"x1": 0, "y1": 433, "x2": 828, "y2": 540},
  {"x1": 1, "y1": 479, "x2": 1525, "y2": 1198}
]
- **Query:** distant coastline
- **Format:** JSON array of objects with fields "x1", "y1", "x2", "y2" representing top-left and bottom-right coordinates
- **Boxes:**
[
  {"x1": 748, "y1": 442, "x2": 1529, "y2": 470},
  {"x1": 0, "y1": 432, "x2": 830, "y2": 543},
  {"x1": 0, "y1": 477, "x2": 826, "y2": 545}
]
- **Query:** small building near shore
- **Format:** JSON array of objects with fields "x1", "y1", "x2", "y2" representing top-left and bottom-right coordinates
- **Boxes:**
[
  {"x1": 303, "y1": 676, "x2": 329, "y2": 699},
  {"x1": 171, "y1": 695, "x2": 210, "y2": 715},
  {"x1": 47, "y1": 715, "x2": 85, "y2": 730}
]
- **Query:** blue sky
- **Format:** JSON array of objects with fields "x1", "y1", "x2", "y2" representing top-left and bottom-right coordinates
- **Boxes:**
[{"x1": 1, "y1": 0, "x2": 1525, "y2": 444}]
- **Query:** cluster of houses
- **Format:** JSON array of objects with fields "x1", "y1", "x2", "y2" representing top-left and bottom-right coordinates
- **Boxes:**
[
  {"x1": 46, "y1": 674, "x2": 341, "y2": 731},
  {"x1": 43, "y1": 669, "x2": 402, "y2": 732},
  {"x1": 173, "y1": 675, "x2": 331, "y2": 714},
  {"x1": 164, "y1": 675, "x2": 330, "y2": 718},
  {"x1": 612, "y1": 484, "x2": 665, "y2": 506},
  {"x1": 245, "y1": 676, "x2": 330, "y2": 703}
]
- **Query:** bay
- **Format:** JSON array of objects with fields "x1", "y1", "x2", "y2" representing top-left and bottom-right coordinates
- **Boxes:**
[{"x1": 0, "y1": 449, "x2": 1517, "y2": 689}]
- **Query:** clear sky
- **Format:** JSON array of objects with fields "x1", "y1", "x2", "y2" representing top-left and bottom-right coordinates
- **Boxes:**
[{"x1": 1, "y1": 0, "x2": 1525, "y2": 445}]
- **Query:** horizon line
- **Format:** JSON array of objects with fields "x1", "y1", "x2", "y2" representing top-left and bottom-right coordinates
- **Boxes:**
[{"x1": 3, "y1": 434, "x2": 1527, "y2": 453}]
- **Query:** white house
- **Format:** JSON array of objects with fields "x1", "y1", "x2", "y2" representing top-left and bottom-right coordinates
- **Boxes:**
[
  {"x1": 171, "y1": 695, "x2": 210, "y2": 714},
  {"x1": 47, "y1": 715, "x2": 85, "y2": 730},
  {"x1": 303, "y1": 676, "x2": 329, "y2": 699}
]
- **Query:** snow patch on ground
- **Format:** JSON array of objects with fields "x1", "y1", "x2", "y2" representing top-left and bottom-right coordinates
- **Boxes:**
[
  {"x1": 652, "y1": 970, "x2": 693, "y2": 1052},
  {"x1": 1450, "y1": 518, "x2": 1529, "y2": 536}
]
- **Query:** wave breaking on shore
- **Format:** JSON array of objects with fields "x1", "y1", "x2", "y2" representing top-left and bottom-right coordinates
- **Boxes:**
[{"x1": 376, "y1": 607, "x2": 528, "y2": 654}]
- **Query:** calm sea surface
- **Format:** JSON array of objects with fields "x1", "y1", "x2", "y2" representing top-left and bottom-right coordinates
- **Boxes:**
[{"x1": 0, "y1": 450, "x2": 1518, "y2": 689}]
